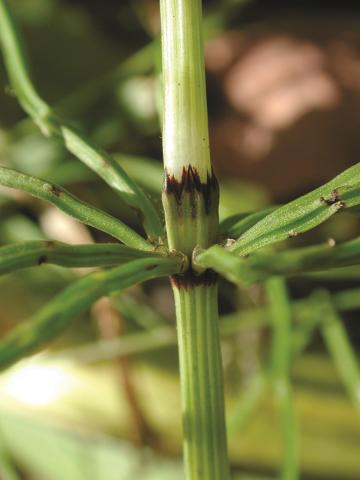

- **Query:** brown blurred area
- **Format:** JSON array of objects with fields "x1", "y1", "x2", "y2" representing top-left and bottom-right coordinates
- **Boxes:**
[{"x1": 206, "y1": 18, "x2": 360, "y2": 200}]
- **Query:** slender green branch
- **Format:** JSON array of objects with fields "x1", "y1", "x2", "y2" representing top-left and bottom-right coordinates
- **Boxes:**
[
  {"x1": 268, "y1": 278, "x2": 292, "y2": 377},
  {"x1": 333, "y1": 287, "x2": 360, "y2": 311},
  {"x1": 229, "y1": 165, "x2": 360, "y2": 255},
  {"x1": 0, "y1": 166, "x2": 150, "y2": 250},
  {"x1": 267, "y1": 277, "x2": 299, "y2": 480},
  {"x1": 0, "y1": 0, "x2": 49, "y2": 124},
  {"x1": 246, "y1": 237, "x2": 360, "y2": 278},
  {"x1": 194, "y1": 245, "x2": 253, "y2": 284},
  {"x1": 114, "y1": 293, "x2": 166, "y2": 329},
  {"x1": 227, "y1": 372, "x2": 268, "y2": 438},
  {"x1": 0, "y1": 256, "x2": 183, "y2": 370},
  {"x1": 59, "y1": 127, "x2": 164, "y2": 241},
  {"x1": 227, "y1": 292, "x2": 320, "y2": 442},
  {"x1": 316, "y1": 290, "x2": 360, "y2": 412},
  {"x1": 51, "y1": 326, "x2": 177, "y2": 364},
  {"x1": 302, "y1": 265, "x2": 360, "y2": 281},
  {"x1": 219, "y1": 206, "x2": 278, "y2": 238},
  {"x1": 0, "y1": 0, "x2": 163, "y2": 241},
  {"x1": 0, "y1": 241, "x2": 171, "y2": 276},
  {"x1": 45, "y1": 287, "x2": 360, "y2": 365},
  {"x1": 291, "y1": 295, "x2": 324, "y2": 357},
  {"x1": 194, "y1": 237, "x2": 360, "y2": 284}
]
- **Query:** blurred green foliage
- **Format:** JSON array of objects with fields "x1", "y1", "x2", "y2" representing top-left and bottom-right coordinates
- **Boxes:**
[{"x1": 0, "y1": 1, "x2": 360, "y2": 479}]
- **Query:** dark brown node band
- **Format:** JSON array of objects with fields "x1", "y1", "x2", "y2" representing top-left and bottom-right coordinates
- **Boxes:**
[
  {"x1": 171, "y1": 267, "x2": 218, "y2": 289},
  {"x1": 163, "y1": 165, "x2": 219, "y2": 215}
]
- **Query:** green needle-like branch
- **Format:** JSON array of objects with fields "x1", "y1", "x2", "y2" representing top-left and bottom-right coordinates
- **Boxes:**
[
  {"x1": 0, "y1": 256, "x2": 183, "y2": 370},
  {"x1": 0, "y1": 0, "x2": 163, "y2": 241},
  {"x1": 0, "y1": 166, "x2": 150, "y2": 250},
  {"x1": 194, "y1": 237, "x2": 360, "y2": 285},
  {"x1": 316, "y1": 290, "x2": 360, "y2": 412},
  {"x1": 267, "y1": 277, "x2": 299, "y2": 480},
  {"x1": 59, "y1": 127, "x2": 164, "y2": 241},
  {"x1": 43, "y1": 286, "x2": 360, "y2": 365},
  {"x1": 229, "y1": 163, "x2": 360, "y2": 255},
  {"x1": 219, "y1": 206, "x2": 278, "y2": 238},
  {"x1": 0, "y1": 241, "x2": 171, "y2": 276}
]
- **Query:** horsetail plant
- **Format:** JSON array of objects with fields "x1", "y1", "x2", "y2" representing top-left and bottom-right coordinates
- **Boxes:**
[{"x1": 1, "y1": 0, "x2": 360, "y2": 479}]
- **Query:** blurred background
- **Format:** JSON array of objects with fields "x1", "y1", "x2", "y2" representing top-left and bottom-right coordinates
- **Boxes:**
[{"x1": 0, "y1": 0, "x2": 360, "y2": 479}]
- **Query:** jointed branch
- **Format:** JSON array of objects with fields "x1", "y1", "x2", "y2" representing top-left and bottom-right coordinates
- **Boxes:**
[{"x1": 0, "y1": 166, "x2": 151, "y2": 250}]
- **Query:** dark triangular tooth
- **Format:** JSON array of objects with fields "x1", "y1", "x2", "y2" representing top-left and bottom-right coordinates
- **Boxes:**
[
  {"x1": 171, "y1": 268, "x2": 218, "y2": 289},
  {"x1": 163, "y1": 165, "x2": 218, "y2": 214}
]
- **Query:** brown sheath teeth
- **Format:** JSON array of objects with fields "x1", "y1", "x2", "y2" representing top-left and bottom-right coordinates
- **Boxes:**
[
  {"x1": 171, "y1": 268, "x2": 217, "y2": 289},
  {"x1": 163, "y1": 165, "x2": 218, "y2": 215}
]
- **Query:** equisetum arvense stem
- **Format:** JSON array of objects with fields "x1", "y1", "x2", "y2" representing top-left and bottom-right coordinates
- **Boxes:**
[{"x1": 159, "y1": 1, "x2": 230, "y2": 479}]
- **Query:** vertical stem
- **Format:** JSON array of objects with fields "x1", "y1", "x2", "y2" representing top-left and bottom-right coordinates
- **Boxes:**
[
  {"x1": 159, "y1": 0, "x2": 230, "y2": 478},
  {"x1": 160, "y1": 0, "x2": 211, "y2": 181},
  {"x1": 267, "y1": 277, "x2": 299, "y2": 480},
  {"x1": 173, "y1": 284, "x2": 229, "y2": 480}
]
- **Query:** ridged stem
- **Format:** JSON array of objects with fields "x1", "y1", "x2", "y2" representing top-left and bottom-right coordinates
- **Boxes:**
[
  {"x1": 160, "y1": 0, "x2": 211, "y2": 181},
  {"x1": 159, "y1": 1, "x2": 229, "y2": 477},
  {"x1": 173, "y1": 284, "x2": 229, "y2": 480}
]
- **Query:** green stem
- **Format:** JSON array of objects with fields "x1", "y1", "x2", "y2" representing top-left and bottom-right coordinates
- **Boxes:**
[
  {"x1": 267, "y1": 277, "x2": 299, "y2": 480},
  {"x1": 159, "y1": 0, "x2": 229, "y2": 477},
  {"x1": 173, "y1": 284, "x2": 229, "y2": 480},
  {"x1": 160, "y1": 0, "x2": 211, "y2": 181}
]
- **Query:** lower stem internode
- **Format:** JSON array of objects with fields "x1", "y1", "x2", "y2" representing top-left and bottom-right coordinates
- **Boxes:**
[{"x1": 172, "y1": 282, "x2": 230, "y2": 480}]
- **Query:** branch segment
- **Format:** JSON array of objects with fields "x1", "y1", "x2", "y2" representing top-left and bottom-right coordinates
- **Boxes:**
[
  {"x1": 0, "y1": 256, "x2": 183, "y2": 370},
  {"x1": 229, "y1": 163, "x2": 360, "y2": 255},
  {"x1": 0, "y1": 241, "x2": 167, "y2": 275},
  {"x1": 194, "y1": 237, "x2": 360, "y2": 285},
  {"x1": 0, "y1": 166, "x2": 150, "y2": 250}
]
